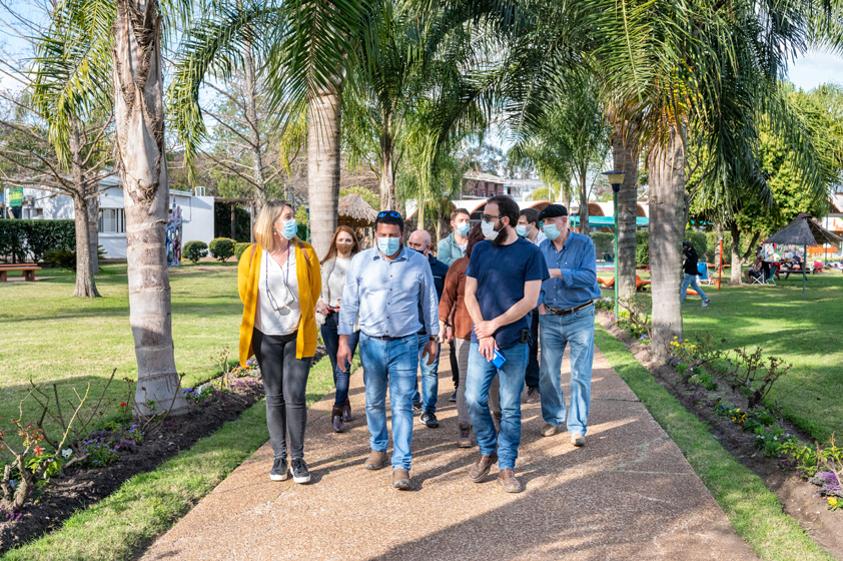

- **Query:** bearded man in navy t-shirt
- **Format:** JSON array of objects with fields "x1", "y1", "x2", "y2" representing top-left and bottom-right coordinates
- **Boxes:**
[{"x1": 464, "y1": 195, "x2": 549, "y2": 494}]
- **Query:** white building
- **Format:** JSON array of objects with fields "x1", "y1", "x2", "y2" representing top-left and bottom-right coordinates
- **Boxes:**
[{"x1": 7, "y1": 176, "x2": 215, "y2": 259}]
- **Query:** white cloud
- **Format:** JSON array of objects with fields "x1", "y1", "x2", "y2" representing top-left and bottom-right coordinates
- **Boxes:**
[{"x1": 787, "y1": 50, "x2": 843, "y2": 91}]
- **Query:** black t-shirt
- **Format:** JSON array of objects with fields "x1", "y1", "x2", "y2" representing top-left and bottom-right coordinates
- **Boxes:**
[
  {"x1": 466, "y1": 238, "x2": 548, "y2": 348},
  {"x1": 683, "y1": 246, "x2": 699, "y2": 275}
]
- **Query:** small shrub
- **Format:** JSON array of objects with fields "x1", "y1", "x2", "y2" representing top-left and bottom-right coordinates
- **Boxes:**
[
  {"x1": 688, "y1": 371, "x2": 718, "y2": 391},
  {"x1": 183, "y1": 240, "x2": 209, "y2": 263},
  {"x1": 42, "y1": 246, "x2": 107, "y2": 270},
  {"x1": 209, "y1": 237, "x2": 236, "y2": 261},
  {"x1": 234, "y1": 242, "x2": 251, "y2": 260}
]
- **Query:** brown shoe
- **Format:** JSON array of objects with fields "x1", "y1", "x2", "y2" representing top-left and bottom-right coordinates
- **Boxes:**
[
  {"x1": 458, "y1": 424, "x2": 473, "y2": 449},
  {"x1": 392, "y1": 468, "x2": 412, "y2": 490},
  {"x1": 571, "y1": 433, "x2": 586, "y2": 447},
  {"x1": 525, "y1": 387, "x2": 540, "y2": 404},
  {"x1": 498, "y1": 468, "x2": 523, "y2": 493},
  {"x1": 365, "y1": 450, "x2": 388, "y2": 470},
  {"x1": 541, "y1": 423, "x2": 562, "y2": 437},
  {"x1": 468, "y1": 453, "x2": 497, "y2": 483}
]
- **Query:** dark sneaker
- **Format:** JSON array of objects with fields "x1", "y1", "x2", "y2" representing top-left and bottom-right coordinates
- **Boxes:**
[
  {"x1": 332, "y1": 406, "x2": 345, "y2": 433},
  {"x1": 702, "y1": 299, "x2": 711, "y2": 308},
  {"x1": 468, "y1": 453, "x2": 497, "y2": 482},
  {"x1": 420, "y1": 411, "x2": 439, "y2": 428},
  {"x1": 498, "y1": 468, "x2": 523, "y2": 493},
  {"x1": 342, "y1": 401, "x2": 353, "y2": 422},
  {"x1": 392, "y1": 468, "x2": 412, "y2": 491},
  {"x1": 291, "y1": 459, "x2": 311, "y2": 484},
  {"x1": 365, "y1": 450, "x2": 389, "y2": 470},
  {"x1": 571, "y1": 433, "x2": 586, "y2": 447},
  {"x1": 525, "y1": 386, "x2": 540, "y2": 403},
  {"x1": 270, "y1": 456, "x2": 289, "y2": 481},
  {"x1": 458, "y1": 425, "x2": 472, "y2": 448},
  {"x1": 412, "y1": 400, "x2": 422, "y2": 413},
  {"x1": 449, "y1": 390, "x2": 457, "y2": 403}
]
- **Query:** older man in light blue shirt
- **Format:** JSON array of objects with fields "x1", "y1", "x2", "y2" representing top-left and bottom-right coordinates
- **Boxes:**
[
  {"x1": 337, "y1": 210, "x2": 439, "y2": 491},
  {"x1": 536, "y1": 204, "x2": 601, "y2": 447}
]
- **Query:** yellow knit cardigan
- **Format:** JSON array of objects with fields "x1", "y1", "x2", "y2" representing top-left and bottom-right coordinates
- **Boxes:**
[{"x1": 237, "y1": 241, "x2": 321, "y2": 366}]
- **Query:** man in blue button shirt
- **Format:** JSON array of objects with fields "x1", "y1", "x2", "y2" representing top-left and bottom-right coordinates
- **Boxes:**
[
  {"x1": 337, "y1": 211, "x2": 439, "y2": 491},
  {"x1": 464, "y1": 195, "x2": 548, "y2": 494},
  {"x1": 536, "y1": 204, "x2": 601, "y2": 447}
]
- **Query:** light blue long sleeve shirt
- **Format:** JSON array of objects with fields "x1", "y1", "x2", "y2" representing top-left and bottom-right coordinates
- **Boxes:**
[
  {"x1": 539, "y1": 232, "x2": 601, "y2": 309},
  {"x1": 338, "y1": 246, "x2": 440, "y2": 338}
]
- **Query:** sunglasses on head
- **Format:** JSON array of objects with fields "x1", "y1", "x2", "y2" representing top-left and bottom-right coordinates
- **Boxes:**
[{"x1": 377, "y1": 210, "x2": 402, "y2": 219}]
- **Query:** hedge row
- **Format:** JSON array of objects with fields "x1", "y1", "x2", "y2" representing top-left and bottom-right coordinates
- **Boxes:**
[{"x1": 0, "y1": 220, "x2": 75, "y2": 263}]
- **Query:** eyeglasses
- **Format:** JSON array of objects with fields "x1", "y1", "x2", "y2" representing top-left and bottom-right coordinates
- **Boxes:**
[
  {"x1": 481, "y1": 214, "x2": 500, "y2": 222},
  {"x1": 377, "y1": 210, "x2": 402, "y2": 219}
]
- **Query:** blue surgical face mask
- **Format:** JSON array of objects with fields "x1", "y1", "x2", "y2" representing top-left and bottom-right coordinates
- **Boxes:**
[
  {"x1": 542, "y1": 223, "x2": 561, "y2": 241},
  {"x1": 515, "y1": 225, "x2": 528, "y2": 238},
  {"x1": 456, "y1": 222, "x2": 470, "y2": 237},
  {"x1": 281, "y1": 218, "x2": 298, "y2": 240},
  {"x1": 481, "y1": 220, "x2": 498, "y2": 241},
  {"x1": 377, "y1": 236, "x2": 401, "y2": 256}
]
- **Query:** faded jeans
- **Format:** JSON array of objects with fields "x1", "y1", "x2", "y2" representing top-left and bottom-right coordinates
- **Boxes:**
[
  {"x1": 359, "y1": 334, "x2": 419, "y2": 470},
  {"x1": 413, "y1": 334, "x2": 441, "y2": 414},
  {"x1": 680, "y1": 273, "x2": 708, "y2": 302},
  {"x1": 538, "y1": 306, "x2": 595, "y2": 436},
  {"x1": 465, "y1": 342, "x2": 529, "y2": 470}
]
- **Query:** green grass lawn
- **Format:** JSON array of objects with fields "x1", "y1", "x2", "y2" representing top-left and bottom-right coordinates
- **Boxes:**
[
  {"x1": 601, "y1": 271, "x2": 843, "y2": 443},
  {"x1": 0, "y1": 263, "x2": 242, "y2": 456}
]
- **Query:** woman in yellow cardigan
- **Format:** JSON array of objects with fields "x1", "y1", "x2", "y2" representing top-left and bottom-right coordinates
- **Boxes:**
[{"x1": 238, "y1": 200, "x2": 321, "y2": 484}]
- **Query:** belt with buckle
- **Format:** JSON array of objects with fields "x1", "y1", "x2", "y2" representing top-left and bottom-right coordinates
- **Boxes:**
[{"x1": 546, "y1": 301, "x2": 593, "y2": 316}]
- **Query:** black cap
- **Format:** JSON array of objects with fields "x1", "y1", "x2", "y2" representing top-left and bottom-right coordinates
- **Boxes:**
[{"x1": 538, "y1": 204, "x2": 568, "y2": 221}]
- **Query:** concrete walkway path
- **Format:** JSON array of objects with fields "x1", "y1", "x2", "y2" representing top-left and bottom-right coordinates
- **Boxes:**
[{"x1": 140, "y1": 347, "x2": 758, "y2": 561}]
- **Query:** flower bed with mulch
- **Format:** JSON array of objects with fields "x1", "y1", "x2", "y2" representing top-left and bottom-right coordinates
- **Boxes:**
[
  {"x1": 597, "y1": 313, "x2": 843, "y2": 558},
  {"x1": 0, "y1": 376, "x2": 264, "y2": 553}
]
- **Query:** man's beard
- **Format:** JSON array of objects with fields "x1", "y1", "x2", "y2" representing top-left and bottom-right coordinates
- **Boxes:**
[{"x1": 492, "y1": 225, "x2": 508, "y2": 245}]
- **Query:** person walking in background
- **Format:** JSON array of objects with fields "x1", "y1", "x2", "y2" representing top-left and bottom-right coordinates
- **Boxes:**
[
  {"x1": 439, "y1": 225, "x2": 485, "y2": 448},
  {"x1": 337, "y1": 211, "x2": 439, "y2": 491},
  {"x1": 464, "y1": 195, "x2": 548, "y2": 493},
  {"x1": 407, "y1": 229, "x2": 449, "y2": 428},
  {"x1": 536, "y1": 204, "x2": 600, "y2": 447},
  {"x1": 517, "y1": 208, "x2": 546, "y2": 404},
  {"x1": 317, "y1": 226, "x2": 361, "y2": 433},
  {"x1": 438, "y1": 207, "x2": 472, "y2": 404},
  {"x1": 681, "y1": 241, "x2": 711, "y2": 307},
  {"x1": 238, "y1": 200, "x2": 321, "y2": 484}
]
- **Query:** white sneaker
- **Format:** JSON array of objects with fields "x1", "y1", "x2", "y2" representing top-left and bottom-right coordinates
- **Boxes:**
[
  {"x1": 571, "y1": 433, "x2": 586, "y2": 447},
  {"x1": 702, "y1": 299, "x2": 711, "y2": 308}
]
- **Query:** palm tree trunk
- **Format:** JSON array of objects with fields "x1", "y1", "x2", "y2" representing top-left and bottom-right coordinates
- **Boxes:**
[
  {"x1": 379, "y1": 127, "x2": 396, "y2": 210},
  {"x1": 87, "y1": 191, "x2": 99, "y2": 274},
  {"x1": 578, "y1": 163, "x2": 589, "y2": 235},
  {"x1": 648, "y1": 123, "x2": 685, "y2": 363},
  {"x1": 307, "y1": 87, "x2": 342, "y2": 258},
  {"x1": 113, "y1": 0, "x2": 186, "y2": 415},
  {"x1": 729, "y1": 222, "x2": 743, "y2": 285},
  {"x1": 72, "y1": 193, "x2": 99, "y2": 297},
  {"x1": 612, "y1": 121, "x2": 640, "y2": 304}
]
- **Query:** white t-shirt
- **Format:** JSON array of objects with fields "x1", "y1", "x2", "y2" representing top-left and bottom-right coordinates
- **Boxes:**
[
  {"x1": 256, "y1": 249, "x2": 301, "y2": 336},
  {"x1": 321, "y1": 256, "x2": 352, "y2": 308}
]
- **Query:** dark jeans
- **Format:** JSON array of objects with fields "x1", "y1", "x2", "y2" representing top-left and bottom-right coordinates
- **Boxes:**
[
  {"x1": 450, "y1": 342, "x2": 459, "y2": 388},
  {"x1": 525, "y1": 308, "x2": 540, "y2": 389},
  {"x1": 320, "y1": 311, "x2": 360, "y2": 407},
  {"x1": 252, "y1": 328, "x2": 312, "y2": 461}
]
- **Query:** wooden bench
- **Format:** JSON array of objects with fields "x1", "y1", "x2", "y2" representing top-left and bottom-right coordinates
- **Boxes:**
[{"x1": 0, "y1": 263, "x2": 41, "y2": 282}]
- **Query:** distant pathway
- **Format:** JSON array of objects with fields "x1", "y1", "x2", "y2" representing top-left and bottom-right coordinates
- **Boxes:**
[{"x1": 140, "y1": 348, "x2": 758, "y2": 561}]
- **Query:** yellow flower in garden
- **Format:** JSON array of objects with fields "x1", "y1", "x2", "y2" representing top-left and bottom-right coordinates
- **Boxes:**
[{"x1": 828, "y1": 496, "x2": 840, "y2": 510}]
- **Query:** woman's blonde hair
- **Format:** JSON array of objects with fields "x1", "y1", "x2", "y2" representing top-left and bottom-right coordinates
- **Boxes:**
[{"x1": 254, "y1": 200, "x2": 296, "y2": 251}]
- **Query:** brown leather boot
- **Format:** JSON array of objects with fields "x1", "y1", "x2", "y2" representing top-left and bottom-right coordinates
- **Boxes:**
[
  {"x1": 364, "y1": 450, "x2": 388, "y2": 470},
  {"x1": 342, "y1": 399, "x2": 352, "y2": 422},
  {"x1": 498, "y1": 469, "x2": 523, "y2": 493},
  {"x1": 392, "y1": 468, "x2": 412, "y2": 490},
  {"x1": 468, "y1": 453, "x2": 497, "y2": 482},
  {"x1": 331, "y1": 406, "x2": 344, "y2": 433}
]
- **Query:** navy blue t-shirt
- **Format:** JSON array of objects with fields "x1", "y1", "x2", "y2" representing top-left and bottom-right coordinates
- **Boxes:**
[{"x1": 466, "y1": 238, "x2": 549, "y2": 349}]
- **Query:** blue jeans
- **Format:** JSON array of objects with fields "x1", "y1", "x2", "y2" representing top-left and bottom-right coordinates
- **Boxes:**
[
  {"x1": 413, "y1": 334, "x2": 440, "y2": 414},
  {"x1": 359, "y1": 334, "x2": 419, "y2": 470},
  {"x1": 539, "y1": 306, "x2": 595, "y2": 436},
  {"x1": 465, "y1": 342, "x2": 529, "y2": 470},
  {"x1": 320, "y1": 312, "x2": 359, "y2": 407},
  {"x1": 680, "y1": 273, "x2": 708, "y2": 302}
]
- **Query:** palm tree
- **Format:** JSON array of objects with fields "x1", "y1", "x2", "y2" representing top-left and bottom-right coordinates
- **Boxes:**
[{"x1": 35, "y1": 0, "x2": 188, "y2": 414}]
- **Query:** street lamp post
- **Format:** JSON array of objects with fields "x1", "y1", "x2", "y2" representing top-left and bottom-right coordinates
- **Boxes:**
[{"x1": 603, "y1": 170, "x2": 625, "y2": 320}]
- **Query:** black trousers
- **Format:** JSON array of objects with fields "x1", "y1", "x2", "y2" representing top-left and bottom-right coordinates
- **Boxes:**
[
  {"x1": 252, "y1": 328, "x2": 312, "y2": 460},
  {"x1": 450, "y1": 342, "x2": 459, "y2": 387},
  {"x1": 525, "y1": 308, "x2": 540, "y2": 389}
]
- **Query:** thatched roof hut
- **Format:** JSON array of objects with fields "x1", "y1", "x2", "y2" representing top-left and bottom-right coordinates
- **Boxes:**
[
  {"x1": 338, "y1": 194, "x2": 377, "y2": 228},
  {"x1": 765, "y1": 213, "x2": 842, "y2": 246}
]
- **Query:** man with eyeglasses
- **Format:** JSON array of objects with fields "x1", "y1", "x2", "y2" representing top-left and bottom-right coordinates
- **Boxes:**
[
  {"x1": 337, "y1": 210, "x2": 440, "y2": 491},
  {"x1": 464, "y1": 195, "x2": 548, "y2": 493},
  {"x1": 535, "y1": 204, "x2": 600, "y2": 447}
]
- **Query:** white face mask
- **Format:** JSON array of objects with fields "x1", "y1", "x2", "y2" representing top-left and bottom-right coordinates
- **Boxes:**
[{"x1": 481, "y1": 220, "x2": 498, "y2": 241}]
